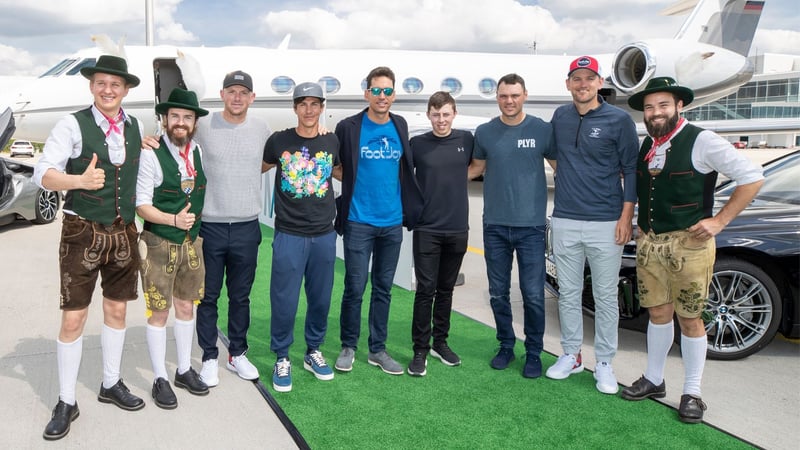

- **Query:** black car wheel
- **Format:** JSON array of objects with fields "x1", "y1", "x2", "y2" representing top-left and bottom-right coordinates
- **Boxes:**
[
  {"x1": 32, "y1": 189, "x2": 59, "y2": 224},
  {"x1": 705, "y1": 256, "x2": 782, "y2": 360}
]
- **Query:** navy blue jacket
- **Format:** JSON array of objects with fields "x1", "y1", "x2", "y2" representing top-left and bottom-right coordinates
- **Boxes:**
[
  {"x1": 551, "y1": 95, "x2": 638, "y2": 221},
  {"x1": 333, "y1": 108, "x2": 423, "y2": 235}
]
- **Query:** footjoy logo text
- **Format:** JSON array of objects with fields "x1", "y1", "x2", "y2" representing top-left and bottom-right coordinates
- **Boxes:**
[
  {"x1": 361, "y1": 136, "x2": 402, "y2": 160},
  {"x1": 361, "y1": 148, "x2": 402, "y2": 159}
]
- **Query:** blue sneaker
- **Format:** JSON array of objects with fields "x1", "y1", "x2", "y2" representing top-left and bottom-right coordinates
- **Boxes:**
[
  {"x1": 272, "y1": 358, "x2": 292, "y2": 392},
  {"x1": 304, "y1": 350, "x2": 334, "y2": 381}
]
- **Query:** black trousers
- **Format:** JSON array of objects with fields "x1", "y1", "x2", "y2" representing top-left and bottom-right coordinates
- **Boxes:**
[{"x1": 411, "y1": 230, "x2": 469, "y2": 352}]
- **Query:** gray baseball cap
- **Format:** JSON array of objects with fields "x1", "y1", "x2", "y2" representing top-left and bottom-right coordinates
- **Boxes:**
[{"x1": 293, "y1": 82, "x2": 325, "y2": 101}]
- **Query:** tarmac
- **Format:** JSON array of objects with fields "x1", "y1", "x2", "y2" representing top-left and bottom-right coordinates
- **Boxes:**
[
  {"x1": 0, "y1": 218, "x2": 299, "y2": 450},
  {"x1": 0, "y1": 148, "x2": 797, "y2": 449}
]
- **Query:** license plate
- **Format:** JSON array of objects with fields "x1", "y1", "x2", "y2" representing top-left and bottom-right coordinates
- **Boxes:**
[{"x1": 545, "y1": 258, "x2": 557, "y2": 279}]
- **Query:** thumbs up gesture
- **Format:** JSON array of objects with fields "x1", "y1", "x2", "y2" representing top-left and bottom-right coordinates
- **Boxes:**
[
  {"x1": 81, "y1": 153, "x2": 105, "y2": 190},
  {"x1": 175, "y1": 203, "x2": 194, "y2": 230}
]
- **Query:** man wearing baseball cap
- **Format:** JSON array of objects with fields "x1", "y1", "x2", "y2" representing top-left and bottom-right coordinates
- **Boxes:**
[
  {"x1": 194, "y1": 70, "x2": 271, "y2": 387},
  {"x1": 137, "y1": 88, "x2": 210, "y2": 409},
  {"x1": 545, "y1": 55, "x2": 639, "y2": 395},
  {"x1": 262, "y1": 82, "x2": 341, "y2": 392},
  {"x1": 35, "y1": 54, "x2": 145, "y2": 440},
  {"x1": 620, "y1": 77, "x2": 763, "y2": 423}
]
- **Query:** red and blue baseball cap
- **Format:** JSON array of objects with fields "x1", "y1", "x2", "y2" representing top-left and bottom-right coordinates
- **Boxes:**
[{"x1": 568, "y1": 56, "x2": 602, "y2": 77}]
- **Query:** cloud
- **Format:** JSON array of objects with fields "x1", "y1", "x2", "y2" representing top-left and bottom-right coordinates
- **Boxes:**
[
  {"x1": 153, "y1": 0, "x2": 199, "y2": 44},
  {"x1": 0, "y1": 44, "x2": 38, "y2": 76},
  {"x1": 753, "y1": 28, "x2": 800, "y2": 55},
  {"x1": 261, "y1": 0, "x2": 562, "y2": 53}
]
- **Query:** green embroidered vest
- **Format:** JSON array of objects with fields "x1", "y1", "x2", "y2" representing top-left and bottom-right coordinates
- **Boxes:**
[
  {"x1": 636, "y1": 123, "x2": 718, "y2": 234},
  {"x1": 65, "y1": 107, "x2": 141, "y2": 225},
  {"x1": 144, "y1": 139, "x2": 206, "y2": 243}
]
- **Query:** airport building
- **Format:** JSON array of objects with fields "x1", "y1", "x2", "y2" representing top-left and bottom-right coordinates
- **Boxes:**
[{"x1": 686, "y1": 53, "x2": 800, "y2": 149}]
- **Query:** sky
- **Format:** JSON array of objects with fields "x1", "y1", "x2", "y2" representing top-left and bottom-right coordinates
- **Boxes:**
[{"x1": 0, "y1": 0, "x2": 796, "y2": 76}]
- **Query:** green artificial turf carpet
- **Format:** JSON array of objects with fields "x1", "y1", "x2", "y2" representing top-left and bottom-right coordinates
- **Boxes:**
[{"x1": 216, "y1": 225, "x2": 750, "y2": 449}]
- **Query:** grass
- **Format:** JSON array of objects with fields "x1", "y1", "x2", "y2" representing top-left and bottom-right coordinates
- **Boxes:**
[{"x1": 217, "y1": 225, "x2": 750, "y2": 449}]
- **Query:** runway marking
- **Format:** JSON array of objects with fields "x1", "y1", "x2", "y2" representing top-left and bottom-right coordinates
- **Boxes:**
[
  {"x1": 777, "y1": 335, "x2": 800, "y2": 344},
  {"x1": 467, "y1": 245, "x2": 484, "y2": 256}
]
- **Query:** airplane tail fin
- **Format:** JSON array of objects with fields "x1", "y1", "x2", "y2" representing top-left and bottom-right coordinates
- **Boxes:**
[{"x1": 665, "y1": 0, "x2": 765, "y2": 56}]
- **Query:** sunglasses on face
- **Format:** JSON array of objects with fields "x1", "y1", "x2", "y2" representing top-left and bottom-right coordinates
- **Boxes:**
[{"x1": 369, "y1": 87, "x2": 394, "y2": 96}]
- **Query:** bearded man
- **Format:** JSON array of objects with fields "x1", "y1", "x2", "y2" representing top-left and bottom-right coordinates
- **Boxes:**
[
  {"x1": 620, "y1": 77, "x2": 763, "y2": 423},
  {"x1": 135, "y1": 88, "x2": 211, "y2": 409}
]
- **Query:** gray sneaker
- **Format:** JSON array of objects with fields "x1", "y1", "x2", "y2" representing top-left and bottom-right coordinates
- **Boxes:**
[
  {"x1": 367, "y1": 350, "x2": 404, "y2": 375},
  {"x1": 335, "y1": 347, "x2": 355, "y2": 372}
]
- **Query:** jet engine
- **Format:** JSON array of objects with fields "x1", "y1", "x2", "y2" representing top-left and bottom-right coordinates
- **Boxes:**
[{"x1": 610, "y1": 38, "x2": 755, "y2": 108}]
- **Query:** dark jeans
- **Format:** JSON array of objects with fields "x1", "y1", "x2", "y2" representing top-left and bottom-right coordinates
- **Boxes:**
[
  {"x1": 197, "y1": 220, "x2": 261, "y2": 361},
  {"x1": 340, "y1": 221, "x2": 403, "y2": 353},
  {"x1": 411, "y1": 230, "x2": 468, "y2": 352},
  {"x1": 483, "y1": 224, "x2": 546, "y2": 355},
  {"x1": 269, "y1": 230, "x2": 336, "y2": 358}
]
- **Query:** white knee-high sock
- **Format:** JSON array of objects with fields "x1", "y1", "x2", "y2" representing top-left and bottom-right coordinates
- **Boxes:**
[
  {"x1": 174, "y1": 318, "x2": 195, "y2": 375},
  {"x1": 146, "y1": 323, "x2": 168, "y2": 380},
  {"x1": 57, "y1": 336, "x2": 83, "y2": 405},
  {"x1": 681, "y1": 334, "x2": 707, "y2": 396},
  {"x1": 644, "y1": 321, "x2": 674, "y2": 385},
  {"x1": 101, "y1": 324, "x2": 126, "y2": 389}
]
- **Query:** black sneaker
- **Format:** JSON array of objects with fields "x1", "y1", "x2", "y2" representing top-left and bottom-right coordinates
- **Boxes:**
[
  {"x1": 98, "y1": 379, "x2": 145, "y2": 411},
  {"x1": 43, "y1": 400, "x2": 79, "y2": 441},
  {"x1": 621, "y1": 375, "x2": 667, "y2": 401},
  {"x1": 152, "y1": 377, "x2": 177, "y2": 409},
  {"x1": 522, "y1": 354, "x2": 542, "y2": 378},
  {"x1": 431, "y1": 343, "x2": 461, "y2": 366},
  {"x1": 490, "y1": 348, "x2": 515, "y2": 370},
  {"x1": 407, "y1": 351, "x2": 427, "y2": 377},
  {"x1": 679, "y1": 394, "x2": 707, "y2": 423},
  {"x1": 174, "y1": 367, "x2": 210, "y2": 396}
]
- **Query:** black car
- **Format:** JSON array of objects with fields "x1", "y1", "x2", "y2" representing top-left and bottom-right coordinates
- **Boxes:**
[{"x1": 545, "y1": 150, "x2": 800, "y2": 360}]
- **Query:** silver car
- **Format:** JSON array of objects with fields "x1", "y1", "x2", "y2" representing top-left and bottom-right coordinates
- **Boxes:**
[{"x1": 0, "y1": 108, "x2": 60, "y2": 226}]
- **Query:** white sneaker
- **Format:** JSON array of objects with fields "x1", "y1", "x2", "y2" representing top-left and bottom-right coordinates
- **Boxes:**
[
  {"x1": 200, "y1": 359, "x2": 219, "y2": 387},
  {"x1": 594, "y1": 362, "x2": 619, "y2": 394},
  {"x1": 227, "y1": 353, "x2": 259, "y2": 380},
  {"x1": 545, "y1": 353, "x2": 584, "y2": 380}
]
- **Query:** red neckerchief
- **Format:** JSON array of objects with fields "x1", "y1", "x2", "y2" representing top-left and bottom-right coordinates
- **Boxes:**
[
  {"x1": 179, "y1": 142, "x2": 197, "y2": 177},
  {"x1": 100, "y1": 109, "x2": 124, "y2": 137},
  {"x1": 644, "y1": 117, "x2": 685, "y2": 163}
]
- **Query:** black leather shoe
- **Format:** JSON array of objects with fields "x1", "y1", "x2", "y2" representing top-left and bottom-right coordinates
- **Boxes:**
[
  {"x1": 43, "y1": 400, "x2": 79, "y2": 440},
  {"x1": 621, "y1": 375, "x2": 667, "y2": 401},
  {"x1": 174, "y1": 367, "x2": 209, "y2": 396},
  {"x1": 522, "y1": 354, "x2": 542, "y2": 378},
  {"x1": 152, "y1": 377, "x2": 177, "y2": 409},
  {"x1": 679, "y1": 394, "x2": 707, "y2": 423},
  {"x1": 98, "y1": 379, "x2": 145, "y2": 411}
]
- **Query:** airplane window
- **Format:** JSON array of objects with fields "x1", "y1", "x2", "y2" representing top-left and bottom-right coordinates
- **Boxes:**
[
  {"x1": 478, "y1": 78, "x2": 497, "y2": 97},
  {"x1": 271, "y1": 76, "x2": 296, "y2": 94},
  {"x1": 441, "y1": 78, "x2": 462, "y2": 96},
  {"x1": 318, "y1": 76, "x2": 341, "y2": 94},
  {"x1": 66, "y1": 58, "x2": 97, "y2": 76},
  {"x1": 402, "y1": 77, "x2": 424, "y2": 94},
  {"x1": 39, "y1": 58, "x2": 78, "y2": 78}
]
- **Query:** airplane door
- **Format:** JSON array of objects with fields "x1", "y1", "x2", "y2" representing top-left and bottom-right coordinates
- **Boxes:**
[{"x1": 153, "y1": 58, "x2": 186, "y2": 106}]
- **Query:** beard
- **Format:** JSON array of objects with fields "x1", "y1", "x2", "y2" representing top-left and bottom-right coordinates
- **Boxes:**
[
  {"x1": 166, "y1": 124, "x2": 195, "y2": 147},
  {"x1": 644, "y1": 111, "x2": 680, "y2": 138}
]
